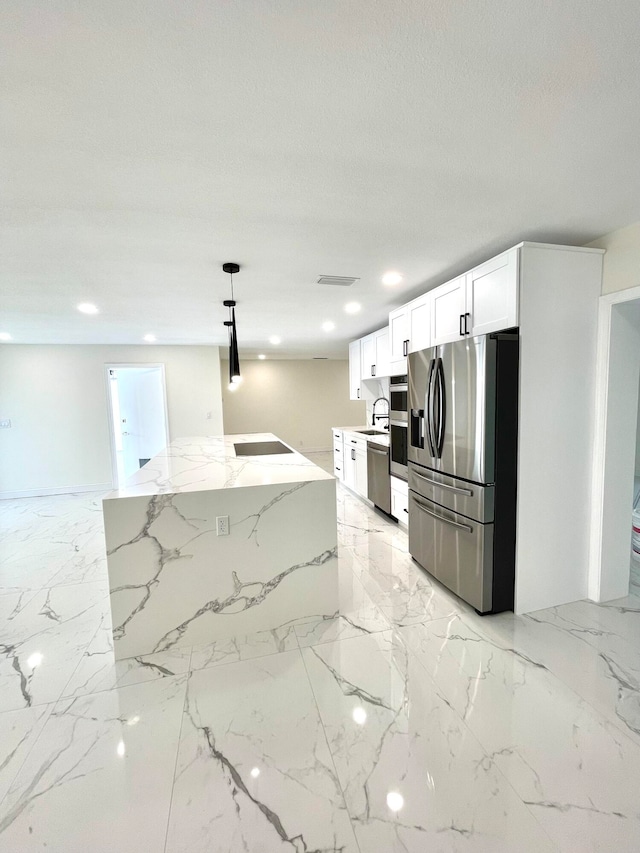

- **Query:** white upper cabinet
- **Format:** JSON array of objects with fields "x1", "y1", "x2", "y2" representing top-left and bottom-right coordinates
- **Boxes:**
[
  {"x1": 431, "y1": 250, "x2": 519, "y2": 345},
  {"x1": 374, "y1": 327, "x2": 390, "y2": 377},
  {"x1": 388, "y1": 306, "x2": 409, "y2": 374},
  {"x1": 388, "y1": 294, "x2": 431, "y2": 372},
  {"x1": 360, "y1": 327, "x2": 390, "y2": 379},
  {"x1": 466, "y1": 248, "x2": 518, "y2": 337},
  {"x1": 360, "y1": 333, "x2": 376, "y2": 380},
  {"x1": 348, "y1": 339, "x2": 361, "y2": 400},
  {"x1": 407, "y1": 292, "x2": 432, "y2": 353},
  {"x1": 431, "y1": 274, "x2": 467, "y2": 345}
]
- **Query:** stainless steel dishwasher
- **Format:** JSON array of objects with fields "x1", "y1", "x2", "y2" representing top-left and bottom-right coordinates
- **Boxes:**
[{"x1": 367, "y1": 440, "x2": 391, "y2": 514}]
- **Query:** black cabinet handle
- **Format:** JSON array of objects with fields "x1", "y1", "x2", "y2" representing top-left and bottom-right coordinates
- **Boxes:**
[
  {"x1": 357, "y1": 388, "x2": 360, "y2": 398},
  {"x1": 336, "y1": 466, "x2": 341, "y2": 471},
  {"x1": 459, "y1": 314, "x2": 464, "y2": 336},
  {"x1": 402, "y1": 339, "x2": 408, "y2": 357},
  {"x1": 371, "y1": 364, "x2": 376, "y2": 377},
  {"x1": 464, "y1": 312, "x2": 470, "y2": 335},
  {"x1": 404, "y1": 508, "x2": 408, "y2": 513},
  {"x1": 351, "y1": 448, "x2": 356, "y2": 460}
]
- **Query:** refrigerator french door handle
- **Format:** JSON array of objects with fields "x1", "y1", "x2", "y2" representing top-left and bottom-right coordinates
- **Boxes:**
[
  {"x1": 425, "y1": 358, "x2": 437, "y2": 457},
  {"x1": 435, "y1": 357, "x2": 446, "y2": 457},
  {"x1": 412, "y1": 496, "x2": 473, "y2": 533}
]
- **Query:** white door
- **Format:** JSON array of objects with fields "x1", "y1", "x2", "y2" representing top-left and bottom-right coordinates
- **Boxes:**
[
  {"x1": 360, "y1": 333, "x2": 376, "y2": 380},
  {"x1": 431, "y1": 274, "x2": 467, "y2": 345},
  {"x1": 374, "y1": 327, "x2": 390, "y2": 377},
  {"x1": 408, "y1": 292, "x2": 432, "y2": 353},
  {"x1": 107, "y1": 365, "x2": 169, "y2": 487},
  {"x1": 467, "y1": 248, "x2": 519, "y2": 337},
  {"x1": 388, "y1": 306, "x2": 409, "y2": 372}
]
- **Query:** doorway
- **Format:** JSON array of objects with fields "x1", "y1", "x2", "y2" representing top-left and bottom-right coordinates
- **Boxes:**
[
  {"x1": 106, "y1": 364, "x2": 170, "y2": 488},
  {"x1": 589, "y1": 287, "x2": 640, "y2": 601}
]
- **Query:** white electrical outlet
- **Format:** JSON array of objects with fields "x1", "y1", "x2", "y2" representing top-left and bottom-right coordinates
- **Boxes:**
[
  {"x1": 216, "y1": 515, "x2": 229, "y2": 536},
  {"x1": 0, "y1": 419, "x2": 11, "y2": 429}
]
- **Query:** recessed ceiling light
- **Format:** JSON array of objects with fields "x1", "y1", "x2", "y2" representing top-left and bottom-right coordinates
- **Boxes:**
[
  {"x1": 321, "y1": 321, "x2": 335, "y2": 332},
  {"x1": 143, "y1": 334, "x2": 156, "y2": 343},
  {"x1": 269, "y1": 336, "x2": 281, "y2": 345},
  {"x1": 344, "y1": 302, "x2": 361, "y2": 314},
  {"x1": 382, "y1": 271, "x2": 403, "y2": 286},
  {"x1": 77, "y1": 303, "x2": 99, "y2": 314},
  {"x1": 258, "y1": 354, "x2": 266, "y2": 360},
  {"x1": 0, "y1": 332, "x2": 12, "y2": 341}
]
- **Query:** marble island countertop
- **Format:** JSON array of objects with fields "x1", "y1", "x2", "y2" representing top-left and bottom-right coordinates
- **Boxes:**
[{"x1": 104, "y1": 433, "x2": 334, "y2": 500}]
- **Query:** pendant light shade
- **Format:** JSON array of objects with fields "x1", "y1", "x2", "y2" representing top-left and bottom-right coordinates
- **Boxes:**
[{"x1": 222, "y1": 263, "x2": 241, "y2": 387}]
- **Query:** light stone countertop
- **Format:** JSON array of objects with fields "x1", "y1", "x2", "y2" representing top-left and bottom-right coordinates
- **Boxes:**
[
  {"x1": 103, "y1": 433, "x2": 334, "y2": 500},
  {"x1": 332, "y1": 425, "x2": 391, "y2": 448}
]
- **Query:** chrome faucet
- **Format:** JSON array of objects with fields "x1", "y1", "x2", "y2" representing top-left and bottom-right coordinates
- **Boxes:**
[{"x1": 372, "y1": 396, "x2": 390, "y2": 429}]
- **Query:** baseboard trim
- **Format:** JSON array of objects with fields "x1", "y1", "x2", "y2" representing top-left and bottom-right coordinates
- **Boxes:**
[{"x1": 0, "y1": 482, "x2": 112, "y2": 501}]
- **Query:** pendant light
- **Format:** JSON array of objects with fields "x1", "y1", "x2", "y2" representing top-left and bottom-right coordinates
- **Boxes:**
[{"x1": 222, "y1": 262, "x2": 241, "y2": 389}]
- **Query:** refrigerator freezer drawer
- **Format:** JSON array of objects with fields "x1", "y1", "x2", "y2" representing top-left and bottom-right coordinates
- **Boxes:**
[
  {"x1": 408, "y1": 462, "x2": 494, "y2": 522},
  {"x1": 408, "y1": 491, "x2": 494, "y2": 612}
]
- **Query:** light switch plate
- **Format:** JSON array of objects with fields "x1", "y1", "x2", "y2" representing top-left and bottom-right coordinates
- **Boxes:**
[{"x1": 0, "y1": 419, "x2": 11, "y2": 429}]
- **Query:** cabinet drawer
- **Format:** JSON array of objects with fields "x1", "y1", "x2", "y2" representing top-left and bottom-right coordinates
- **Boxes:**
[
  {"x1": 333, "y1": 440, "x2": 343, "y2": 456},
  {"x1": 332, "y1": 430, "x2": 343, "y2": 442},
  {"x1": 333, "y1": 462, "x2": 343, "y2": 480},
  {"x1": 391, "y1": 485, "x2": 409, "y2": 523}
]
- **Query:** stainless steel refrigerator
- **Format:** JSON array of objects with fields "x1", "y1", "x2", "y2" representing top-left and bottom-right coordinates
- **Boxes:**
[{"x1": 408, "y1": 333, "x2": 519, "y2": 613}]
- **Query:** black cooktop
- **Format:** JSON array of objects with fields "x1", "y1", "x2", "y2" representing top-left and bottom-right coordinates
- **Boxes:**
[{"x1": 234, "y1": 441, "x2": 293, "y2": 457}]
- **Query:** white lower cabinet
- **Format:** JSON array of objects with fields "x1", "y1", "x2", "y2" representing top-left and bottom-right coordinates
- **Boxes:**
[
  {"x1": 342, "y1": 433, "x2": 368, "y2": 499},
  {"x1": 332, "y1": 430, "x2": 344, "y2": 481},
  {"x1": 390, "y1": 475, "x2": 408, "y2": 525}
]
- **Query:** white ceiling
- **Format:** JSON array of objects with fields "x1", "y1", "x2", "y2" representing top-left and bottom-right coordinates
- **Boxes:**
[{"x1": 2, "y1": 1, "x2": 640, "y2": 357}]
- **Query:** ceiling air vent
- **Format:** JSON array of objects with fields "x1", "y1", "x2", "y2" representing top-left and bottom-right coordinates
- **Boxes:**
[{"x1": 317, "y1": 275, "x2": 359, "y2": 287}]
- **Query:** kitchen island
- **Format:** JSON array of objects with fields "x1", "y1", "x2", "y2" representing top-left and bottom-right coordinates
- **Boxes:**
[{"x1": 102, "y1": 434, "x2": 338, "y2": 660}]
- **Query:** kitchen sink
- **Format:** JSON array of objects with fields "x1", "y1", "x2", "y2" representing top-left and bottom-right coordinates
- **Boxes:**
[{"x1": 355, "y1": 429, "x2": 388, "y2": 435}]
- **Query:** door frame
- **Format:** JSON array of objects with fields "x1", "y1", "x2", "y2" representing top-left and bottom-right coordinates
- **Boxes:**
[
  {"x1": 104, "y1": 363, "x2": 170, "y2": 489},
  {"x1": 588, "y1": 285, "x2": 640, "y2": 601}
]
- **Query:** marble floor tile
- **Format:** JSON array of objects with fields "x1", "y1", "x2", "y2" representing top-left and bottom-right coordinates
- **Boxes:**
[
  {"x1": 164, "y1": 650, "x2": 359, "y2": 852},
  {"x1": 302, "y1": 630, "x2": 557, "y2": 852},
  {"x1": 0, "y1": 582, "x2": 109, "y2": 712},
  {"x1": 402, "y1": 614, "x2": 640, "y2": 852},
  {"x1": 189, "y1": 623, "x2": 299, "y2": 671},
  {"x1": 61, "y1": 627, "x2": 192, "y2": 698},
  {"x1": 0, "y1": 675, "x2": 188, "y2": 851},
  {"x1": 0, "y1": 704, "x2": 53, "y2": 802},
  {"x1": 475, "y1": 600, "x2": 640, "y2": 746}
]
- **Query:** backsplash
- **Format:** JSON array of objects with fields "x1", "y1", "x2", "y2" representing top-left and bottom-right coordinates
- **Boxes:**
[{"x1": 364, "y1": 377, "x2": 390, "y2": 430}]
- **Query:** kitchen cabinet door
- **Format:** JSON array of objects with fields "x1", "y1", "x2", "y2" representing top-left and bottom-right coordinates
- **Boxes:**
[
  {"x1": 431, "y1": 274, "x2": 467, "y2": 345},
  {"x1": 349, "y1": 340, "x2": 361, "y2": 400},
  {"x1": 374, "y1": 327, "x2": 390, "y2": 377},
  {"x1": 466, "y1": 248, "x2": 518, "y2": 337},
  {"x1": 388, "y1": 306, "x2": 409, "y2": 373},
  {"x1": 360, "y1": 333, "x2": 376, "y2": 380},
  {"x1": 354, "y1": 448, "x2": 368, "y2": 498},
  {"x1": 408, "y1": 292, "x2": 432, "y2": 353},
  {"x1": 343, "y1": 444, "x2": 356, "y2": 490}
]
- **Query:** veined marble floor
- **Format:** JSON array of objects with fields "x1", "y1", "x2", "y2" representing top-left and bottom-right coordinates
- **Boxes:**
[{"x1": 1, "y1": 452, "x2": 640, "y2": 852}]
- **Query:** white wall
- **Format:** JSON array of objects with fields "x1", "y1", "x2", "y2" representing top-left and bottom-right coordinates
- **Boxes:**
[
  {"x1": 587, "y1": 220, "x2": 640, "y2": 295},
  {"x1": 221, "y1": 359, "x2": 366, "y2": 451},
  {"x1": 0, "y1": 345, "x2": 223, "y2": 496},
  {"x1": 515, "y1": 245, "x2": 603, "y2": 614},
  {"x1": 597, "y1": 302, "x2": 640, "y2": 599}
]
